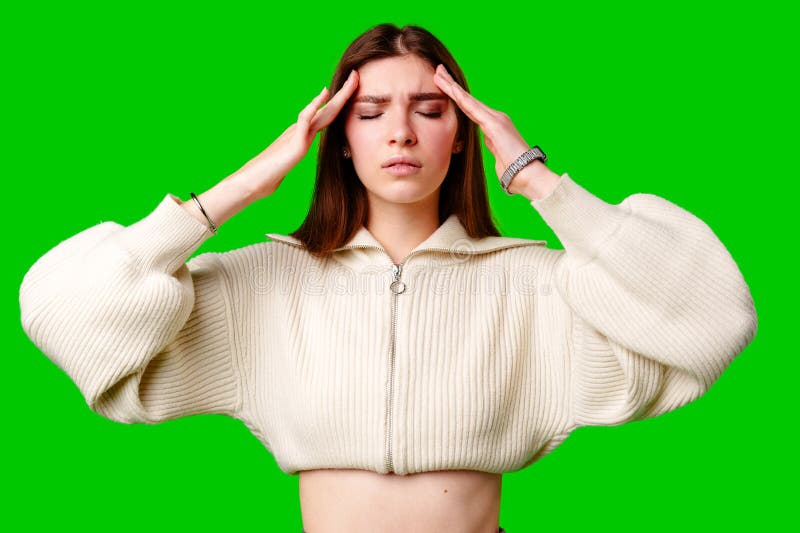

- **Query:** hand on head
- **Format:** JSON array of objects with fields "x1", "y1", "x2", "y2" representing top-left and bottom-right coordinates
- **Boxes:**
[
  {"x1": 432, "y1": 64, "x2": 539, "y2": 195},
  {"x1": 231, "y1": 70, "x2": 361, "y2": 201}
]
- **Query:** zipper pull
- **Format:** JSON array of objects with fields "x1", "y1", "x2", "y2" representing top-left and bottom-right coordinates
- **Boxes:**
[{"x1": 390, "y1": 263, "x2": 405, "y2": 294}]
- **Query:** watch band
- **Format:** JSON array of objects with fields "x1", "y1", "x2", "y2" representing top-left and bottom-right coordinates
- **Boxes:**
[{"x1": 500, "y1": 146, "x2": 548, "y2": 196}]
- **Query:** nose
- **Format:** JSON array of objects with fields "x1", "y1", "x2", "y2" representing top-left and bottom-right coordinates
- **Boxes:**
[{"x1": 387, "y1": 111, "x2": 417, "y2": 147}]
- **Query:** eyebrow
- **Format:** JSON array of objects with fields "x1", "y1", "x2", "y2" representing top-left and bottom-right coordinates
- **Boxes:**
[{"x1": 353, "y1": 92, "x2": 449, "y2": 104}]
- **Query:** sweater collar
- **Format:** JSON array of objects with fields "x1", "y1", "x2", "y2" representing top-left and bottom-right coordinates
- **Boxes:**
[{"x1": 265, "y1": 213, "x2": 547, "y2": 258}]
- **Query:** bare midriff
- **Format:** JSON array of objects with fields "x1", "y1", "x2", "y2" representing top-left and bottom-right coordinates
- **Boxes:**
[{"x1": 298, "y1": 468, "x2": 503, "y2": 533}]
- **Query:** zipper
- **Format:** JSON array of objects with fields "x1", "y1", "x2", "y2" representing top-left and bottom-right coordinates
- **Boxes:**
[
  {"x1": 328, "y1": 246, "x2": 463, "y2": 473},
  {"x1": 265, "y1": 238, "x2": 546, "y2": 474},
  {"x1": 318, "y1": 244, "x2": 409, "y2": 473},
  {"x1": 386, "y1": 261, "x2": 404, "y2": 472},
  {"x1": 316, "y1": 245, "x2": 420, "y2": 473}
]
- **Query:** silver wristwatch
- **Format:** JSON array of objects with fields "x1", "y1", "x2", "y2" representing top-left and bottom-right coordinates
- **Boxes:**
[{"x1": 500, "y1": 145, "x2": 548, "y2": 196}]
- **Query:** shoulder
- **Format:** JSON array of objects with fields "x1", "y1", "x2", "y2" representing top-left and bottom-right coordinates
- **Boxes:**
[
  {"x1": 472, "y1": 235, "x2": 564, "y2": 273},
  {"x1": 186, "y1": 241, "x2": 296, "y2": 282},
  {"x1": 464, "y1": 234, "x2": 556, "y2": 259}
]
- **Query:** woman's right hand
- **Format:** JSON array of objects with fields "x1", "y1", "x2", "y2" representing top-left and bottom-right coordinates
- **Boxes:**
[{"x1": 231, "y1": 69, "x2": 360, "y2": 201}]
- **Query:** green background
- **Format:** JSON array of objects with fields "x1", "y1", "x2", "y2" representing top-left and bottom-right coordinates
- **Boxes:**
[{"x1": 3, "y1": 1, "x2": 793, "y2": 531}]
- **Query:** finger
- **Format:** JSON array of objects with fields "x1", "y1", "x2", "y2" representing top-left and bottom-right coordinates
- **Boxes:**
[
  {"x1": 433, "y1": 73, "x2": 483, "y2": 127},
  {"x1": 298, "y1": 87, "x2": 330, "y2": 127},
  {"x1": 311, "y1": 70, "x2": 359, "y2": 130},
  {"x1": 435, "y1": 64, "x2": 495, "y2": 115},
  {"x1": 434, "y1": 64, "x2": 495, "y2": 127},
  {"x1": 433, "y1": 65, "x2": 489, "y2": 124},
  {"x1": 314, "y1": 70, "x2": 359, "y2": 126}
]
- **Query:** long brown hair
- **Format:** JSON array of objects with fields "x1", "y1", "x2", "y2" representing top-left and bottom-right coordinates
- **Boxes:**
[{"x1": 290, "y1": 23, "x2": 501, "y2": 259}]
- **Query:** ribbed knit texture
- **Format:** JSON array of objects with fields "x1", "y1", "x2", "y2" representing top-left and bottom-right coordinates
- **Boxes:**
[{"x1": 19, "y1": 174, "x2": 758, "y2": 475}]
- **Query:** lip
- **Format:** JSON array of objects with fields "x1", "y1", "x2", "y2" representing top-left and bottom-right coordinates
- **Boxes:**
[
  {"x1": 383, "y1": 164, "x2": 421, "y2": 176},
  {"x1": 381, "y1": 155, "x2": 422, "y2": 168}
]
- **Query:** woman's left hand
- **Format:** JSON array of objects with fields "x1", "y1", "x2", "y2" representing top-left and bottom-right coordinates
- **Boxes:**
[{"x1": 433, "y1": 64, "x2": 560, "y2": 200}]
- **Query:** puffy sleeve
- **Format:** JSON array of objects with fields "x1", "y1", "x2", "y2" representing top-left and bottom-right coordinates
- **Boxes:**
[
  {"x1": 19, "y1": 193, "x2": 241, "y2": 424},
  {"x1": 531, "y1": 173, "x2": 758, "y2": 428}
]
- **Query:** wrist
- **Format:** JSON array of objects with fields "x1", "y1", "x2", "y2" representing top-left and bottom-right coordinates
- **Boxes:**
[{"x1": 508, "y1": 160, "x2": 561, "y2": 200}]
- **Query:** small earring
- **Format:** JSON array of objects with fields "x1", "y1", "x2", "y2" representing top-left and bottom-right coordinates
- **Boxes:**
[
  {"x1": 453, "y1": 141, "x2": 463, "y2": 154},
  {"x1": 343, "y1": 147, "x2": 351, "y2": 158}
]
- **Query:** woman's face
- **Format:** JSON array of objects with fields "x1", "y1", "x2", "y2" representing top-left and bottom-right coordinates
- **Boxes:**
[{"x1": 343, "y1": 55, "x2": 460, "y2": 207}]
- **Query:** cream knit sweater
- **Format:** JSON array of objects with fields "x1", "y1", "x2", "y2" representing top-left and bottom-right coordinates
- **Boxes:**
[{"x1": 19, "y1": 173, "x2": 758, "y2": 476}]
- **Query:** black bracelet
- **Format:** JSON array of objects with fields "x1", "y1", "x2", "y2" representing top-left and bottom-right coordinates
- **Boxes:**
[{"x1": 189, "y1": 192, "x2": 218, "y2": 234}]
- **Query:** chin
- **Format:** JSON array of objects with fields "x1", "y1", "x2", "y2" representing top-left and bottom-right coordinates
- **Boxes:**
[{"x1": 373, "y1": 180, "x2": 441, "y2": 204}]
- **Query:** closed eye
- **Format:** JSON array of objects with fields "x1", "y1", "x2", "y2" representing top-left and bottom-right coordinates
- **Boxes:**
[{"x1": 358, "y1": 112, "x2": 442, "y2": 120}]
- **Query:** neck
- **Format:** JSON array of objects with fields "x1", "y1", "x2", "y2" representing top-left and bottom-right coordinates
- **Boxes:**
[{"x1": 365, "y1": 190, "x2": 441, "y2": 265}]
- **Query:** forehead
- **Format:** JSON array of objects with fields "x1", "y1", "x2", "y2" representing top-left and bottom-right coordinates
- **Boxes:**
[{"x1": 353, "y1": 55, "x2": 441, "y2": 101}]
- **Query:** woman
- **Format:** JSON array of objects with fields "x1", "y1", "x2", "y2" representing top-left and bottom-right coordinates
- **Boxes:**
[{"x1": 19, "y1": 23, "x2": 758, "y2": 533}]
